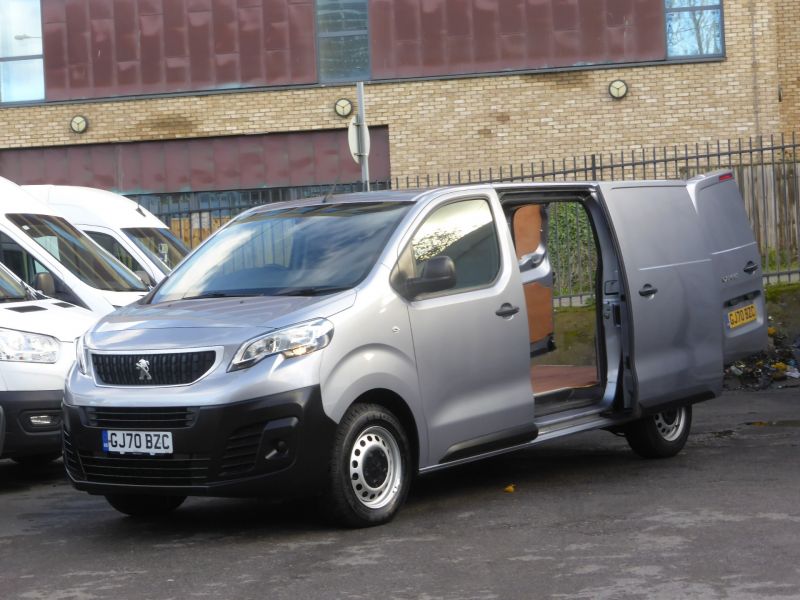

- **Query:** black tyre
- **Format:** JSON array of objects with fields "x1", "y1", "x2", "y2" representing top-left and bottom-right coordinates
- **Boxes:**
[
  {"x1": 625, "y1": 405, "x2": 692, "y2": 459},
  {"x1": 323, "y1": 403, "x2": 412, "y2": 528},
  {"x1": 12, "y1": 453, "x2": 61, "y2": 467},
  {"x1": 105, "y1": 494, "x2": 186, "y2": 517}
]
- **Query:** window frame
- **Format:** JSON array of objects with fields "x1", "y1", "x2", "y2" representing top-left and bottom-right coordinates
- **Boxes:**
[
  {"x1": 664, "y1": 1, "x2": 726, "y2": 60},
  {"x1": 396, "y1": 196, "x2": 504, "y2": 301},
  {"x1": 0, "y1": 0, "x2": 45, "y2": 104},
  {"x1": 315, "y1": 0, "x2": 372, "y2": 84}
]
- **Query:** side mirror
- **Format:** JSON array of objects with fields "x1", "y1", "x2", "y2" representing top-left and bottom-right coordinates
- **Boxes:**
[
  {"x1": 33, "y1": 272, "x2": 56, "y2": 297},
  {"x1": 405, "y1": 255, "x2": 456, "y2": 298},
  {"x1": 135, "y1": 270, "x2": 154, "y2": 288}
]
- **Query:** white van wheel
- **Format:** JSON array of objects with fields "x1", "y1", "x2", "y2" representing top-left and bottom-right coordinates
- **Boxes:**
[
  {"x1": 325, "y1": 404, "x2": 411, "y2": 528},
  {"x1": 625, "y1": 405, "x2": 692, "y2": 459}
]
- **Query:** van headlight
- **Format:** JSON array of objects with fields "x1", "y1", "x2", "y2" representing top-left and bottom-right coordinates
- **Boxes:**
[
  {"x1": 75, "y1": 334, "x2": 88, "y2": 374},
  {"x1": 0, "y1": 328, "x2": 59, "y2": 364},
  {"x1": 229, "y1": 319, "x2": 334, "y2": 372}
]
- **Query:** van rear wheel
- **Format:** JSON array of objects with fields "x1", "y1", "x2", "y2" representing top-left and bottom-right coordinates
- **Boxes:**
[
  {"x1": 105, "y1": 494, "x2": 186, "y2": 517},
  {"x1": 625, "y1": 405, "x2": 692, "y2": 459},
  {"x1": 323, "y1": 403, "x2": 411, "y2": 528}
]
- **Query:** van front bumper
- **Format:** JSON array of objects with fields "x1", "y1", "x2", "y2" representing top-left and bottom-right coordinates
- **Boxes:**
[
  {"x1": 0, "y1": 390, "x2": 63, "y2": 459},
  {"x1": 63, "y1": 385, "x2": 336, "y2": 498}
]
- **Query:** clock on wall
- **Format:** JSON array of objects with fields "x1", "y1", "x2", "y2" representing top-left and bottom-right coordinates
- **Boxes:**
[
  {"x1": 608, "y1": 80, "x2": 629, "y2": 100},
  {"x1": 70, "y1": 115, "x2": 89, "y2": 134}
]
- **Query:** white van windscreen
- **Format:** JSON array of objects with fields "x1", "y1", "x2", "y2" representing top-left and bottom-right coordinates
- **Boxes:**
[
  {"x1": 0, "y1": 266, "x2": 26, "y2": 301},
  {"x1": 8, "y1": 214, "x2": 147, "y2": 293},
  {"x1": 123, "y1": 227, "x2": 189, "y2": 274}
]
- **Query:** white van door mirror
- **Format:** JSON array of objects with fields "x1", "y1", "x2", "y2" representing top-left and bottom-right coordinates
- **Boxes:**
[{"x1": 33, "y1": 272, "x2": 56, "y2": 297}]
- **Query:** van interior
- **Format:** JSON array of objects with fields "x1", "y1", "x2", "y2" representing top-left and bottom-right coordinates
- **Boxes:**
[{"x1": 502, "y1": 192, "x2": 624, "y2": 419}]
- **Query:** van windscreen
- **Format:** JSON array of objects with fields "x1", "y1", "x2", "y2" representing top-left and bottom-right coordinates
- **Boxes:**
[
  {"x1": 8, "y1": 214, "x2": 147, "y2": 292},
  {"x1": 123, "y1": 227, "x2": 189, "y2": 275},
  {"x1": 150, "y1": 202, "x2": 411, "y2": 304},
  {"x1": 0, "y1": 266, "x2": 26, "y2": 301}
]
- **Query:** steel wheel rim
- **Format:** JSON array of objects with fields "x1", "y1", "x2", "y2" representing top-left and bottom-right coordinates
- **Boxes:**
[
  {"x1": 654, "y1": 407, "x2": 685, "y2": 442},
  {"x1": 349, "y1": 425, "x2": 402, "y2": 509}
]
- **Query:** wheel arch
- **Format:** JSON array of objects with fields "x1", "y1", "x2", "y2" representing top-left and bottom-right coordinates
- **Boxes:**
[{"x1": 351, "y1": 388, "x2": 421, "y2": 472}]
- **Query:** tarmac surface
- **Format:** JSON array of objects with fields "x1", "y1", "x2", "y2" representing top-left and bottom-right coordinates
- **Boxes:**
[{"x1": 1, "y1": 389, "x2": 799, "y2": 600}]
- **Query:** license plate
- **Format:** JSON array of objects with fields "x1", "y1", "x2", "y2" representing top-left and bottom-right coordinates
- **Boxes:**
[
  {"x1": 728, "y1": 303, "x2": 757, "y2": 329},
  {"x1": 102, "y1": 430, "x2": 173, "y2": 455}
]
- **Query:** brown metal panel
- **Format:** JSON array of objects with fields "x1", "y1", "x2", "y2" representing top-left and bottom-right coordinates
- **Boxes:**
[
  {"x1": 577, "y1": 0, "x2": 605, "y2": 62},
  {"x1": 632, "y1": 0, "x2": 665, "y2": 62},
  {"x1": 65, "y1": 0, "x2": 91, "y2": 63},
  {"x1": 140, "y1": 144, "x2": 167, "y2": 191},
  {"x1": 19, "y1": 149, "x2": 46, "y2": 185},
  {"x1": 113, "y1": 0, "x2": 139, "y2": 62},
  {"x1": 140, "y1": 13, "x2": 166, "y2": 88},
  {"x1": 68, "y1": 63, "x2": 92, "y2": 97},
  {"x1": 164, "y1": 144, "x2": 191, "y2": 192},
  {"x1": 262, "y1": 134, "x2": 291, "y2": 187},
  {"x1": 263, "y1": 0, "x2": 288, "y2": 51},
  {"x1": 165, "y1": 56, "x2": 190, "y2": 85},
  {"x1": 215, "y1": 53, "x2": 240, "y2": 85},
  {"x1": 446, "y1": 0, "x2": 472, "y2": 37},
  {"x1": 90, "y1": 17, "x2": 115, "y2": 90},
  {"x1": 236, "y1": 137, "x2": 266, "y2": 187},
  {"x1": 187, "y1": 0, "x2": 212, "y2": 11},
  {"x1": 43, "y1": 148, "x2": 69, "y2": 184},
  {"x1": 472, "y1": 0, "x2": 500, "y2": 69},
  {"x1": 238, "y1": 6, "x2": 264, "y2": 83},
  {"x1": 43, "y1": 21, "x2": 69, "y2": 100},
  {"x1": 188, "y1": 9, "x2": 214, "y2": 86},
  {"x1": 607, "y1": 0, "x2": 633, "y2": 27},
  {"x1": 369, "y1": 0, "x2": 394, "y2": 74},
  {"x1": 89, "y1": 145, "x2": 118, "y2": 189},
  {"x1": 212, "y1": 138, "x2": 241, "y2": 189},
  {"x1": 420, "y1": 0, "x2": 446, "y2": 73},
  {"x1": 163, "y1": 0, "x2": 188, "y2": 57},
  {"x1": 138, "y1": 0, "x2": 163, "y2": 16},
  {"x1": 286, "y1": 1, "x2": 316, "y2": 83},
  {"x1": 116, "y1": 60, "x2": 141, "y2": 93},
  {"x1": 43, "y1": 0, "x2": 67, "y2": 24},
  {"x1": 526, "y1": 0, "x2": 554, "y2": 63},
  {"x1": 118, "y1": 143, "x2": 143, "y2": 193},
  {"x1": 213, "y1": 0, "x2": 239, "y2": 54},
  {"x1": 552, "y1": 0, "x2": 579, "y2": 32},
  {"x1": 395, "y1": 0, "x2": 421, "y2": 42},
  {"x1": 499, "y1": 0, "x2": 525, "y2": 36},
  {"x1": 499, "y1": 34, "x2": 526, "y2": 66},
  {"x1": 264, "y1": 50, "x2": 289, "y2": 84},
  {"x1": 1, "y1": 129, "x2": 390, "y2": 194},
  {"x1": 89, "y1": 0, "x2": 114, "y2": 19}
]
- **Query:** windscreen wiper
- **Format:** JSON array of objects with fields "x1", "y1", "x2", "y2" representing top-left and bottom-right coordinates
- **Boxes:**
[{"x1": 272, "y1": 286, "x2": 351, "y2": 297}]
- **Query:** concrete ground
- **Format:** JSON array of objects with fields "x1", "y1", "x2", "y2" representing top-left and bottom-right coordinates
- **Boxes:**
[{"x1": 1, "y1": 389, "x2": 798, "y2": 600}]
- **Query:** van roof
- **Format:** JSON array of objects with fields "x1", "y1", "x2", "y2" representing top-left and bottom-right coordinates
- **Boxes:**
[
  {"x1": 0, "y1": 176, "x2": 62, "y2": 218},
  {"x1": 22, "y1": 185, "x2": 168, "y2": 229}
]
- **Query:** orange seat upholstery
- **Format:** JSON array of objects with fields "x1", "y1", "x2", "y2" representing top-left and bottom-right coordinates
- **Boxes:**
[{"x1": 513, "y1": 205, "x2": 553, "y2": 347}]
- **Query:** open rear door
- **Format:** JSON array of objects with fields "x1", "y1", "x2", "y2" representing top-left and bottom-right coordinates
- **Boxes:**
[
  {"x1": 598, "y1": 182, "x2": 723, "y2": 412},
  {"x1": 687, "y1": 171, "x2": 768, "y2": 364}
]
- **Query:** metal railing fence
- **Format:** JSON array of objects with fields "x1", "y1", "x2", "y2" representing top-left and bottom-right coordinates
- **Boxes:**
[{"x1": 138, "y1": 133, "x2": 800, "y2": 301}]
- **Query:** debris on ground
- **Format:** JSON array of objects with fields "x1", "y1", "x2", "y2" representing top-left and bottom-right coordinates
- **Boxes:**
[
  {"x1": 504, "y1": 484, "x2": 516, "y2": 493},
  {"x1": 724, "y1": 320, "x2": 800, "y2": 390}
]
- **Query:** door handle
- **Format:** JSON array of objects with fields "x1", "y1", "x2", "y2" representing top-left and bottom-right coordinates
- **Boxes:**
[
  {"x1": 638, "y1": 284, "x2": 658, "y2": 298},
  {"x1": 495, "y1": 303, "x2": 520, "y2": 318},
  {"x1": 743, "y1": 261, "x2": 758, "y2": 274}
]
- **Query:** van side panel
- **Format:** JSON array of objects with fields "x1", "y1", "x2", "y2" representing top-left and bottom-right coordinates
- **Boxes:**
[
  {"x1": 687, "y1": 174, "x2": 768, "y2": 364},
  {"x1": 599, "y1": 183, "x2": 723, "y2": 410}
]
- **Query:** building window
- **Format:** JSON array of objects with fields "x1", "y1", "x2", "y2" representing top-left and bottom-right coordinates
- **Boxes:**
[
  {"x1": 0, "y1": 0, "x2": 44, "y2": 103},
  {"x1": 316, "y1": 0, "x2": 370, "y2": 83},
  {"x1": 665, "y1": 0, "x2": 723, "y2": 58}
]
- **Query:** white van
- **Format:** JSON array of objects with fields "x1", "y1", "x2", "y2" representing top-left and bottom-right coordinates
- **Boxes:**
[
  {"x1": 23, "y1": 185, "x2": 189, "y2": 286},
  {"x1": 0, "y1": 177, "x2": 148, "y2": 314},
  {"x1": 0, "y1": 261, "x2": 96, "y2": 464}
]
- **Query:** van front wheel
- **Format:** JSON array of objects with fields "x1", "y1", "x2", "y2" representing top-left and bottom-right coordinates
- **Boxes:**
[
  {"x1": 324, "y1": 403, "x2": 411, "y2": 528},
  {"x1": 625, "y1": 405, "x2": 692, "y2": 459}
]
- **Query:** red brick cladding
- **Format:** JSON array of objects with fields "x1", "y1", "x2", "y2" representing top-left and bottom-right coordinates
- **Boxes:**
[
  {"x1": 369, "y1": 0, "x2": 666, "y2": 79},
  {"x1": 42, "y1": 0, "x2": 317, "y2": 101}
]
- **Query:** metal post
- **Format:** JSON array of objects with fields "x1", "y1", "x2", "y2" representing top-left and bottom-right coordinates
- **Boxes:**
[{"x1": 356, "y1": 82, "x2": 370, "y2": 191}]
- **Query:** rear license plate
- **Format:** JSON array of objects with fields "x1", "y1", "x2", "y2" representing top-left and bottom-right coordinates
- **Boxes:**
[
  {"x1": 728, "y1": 303, "x2": 757, "y2": 329},
  {"x1": 102, "y1": 430, "x2": 173, "y2": 455}
]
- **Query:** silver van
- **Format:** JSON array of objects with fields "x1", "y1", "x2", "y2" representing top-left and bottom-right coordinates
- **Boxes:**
[{"x1": 64, "y1": 171, "x2": 766, "y2": 526}]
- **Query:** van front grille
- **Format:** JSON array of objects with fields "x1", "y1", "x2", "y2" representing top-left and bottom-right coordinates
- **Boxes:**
[
  {"x1": 77, "y1": 452, "x2": 210, "y2": 486},
  {"x1": 84, "y1": 407, "x2": 197, "y2": 429},
  {"x1": 63, "y1": 428, "x2": 85, "y2": 481},
  {"x1": 92, "y1": 351, "x2": 216, "y2": 386}
]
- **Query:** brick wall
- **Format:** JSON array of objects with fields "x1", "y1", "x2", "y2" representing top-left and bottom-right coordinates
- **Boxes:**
[{"x1": 0, "y1": 0, "x2": 795, "y2": 182}]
